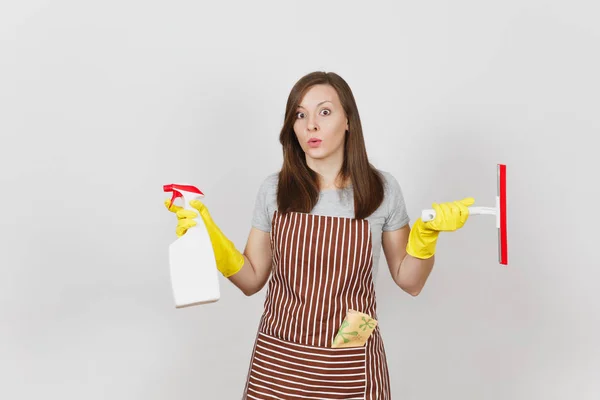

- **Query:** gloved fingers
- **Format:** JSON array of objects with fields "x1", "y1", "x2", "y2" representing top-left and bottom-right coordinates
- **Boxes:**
[
  {"x1": 456, "y1": 197, "x2": 474, "y2": 226},
  {"x1": 455, "y1": 200, "x2": 470, "y2": 225},
  {"x1": 432, "y1": 201, "x2": 462, "y2": 231},
  {"x1": 427, "y1": 202, "x2": 442, "y2": 229},
  {"x1": 460, "y1": 197, "x2": 475, "y2": 207},
  {"x1": 446, "y1": 202, "x2": 462, "y2": 230},
  {"x1": 176, "y1": 209, "x2": 198, "y2": 220},
  {"x1": 426, "y1": 197, "x2": 475, "y2": 232},
  {"x1": 454, "y1": 201, "x2": 469, "y2": 228},
  {"x1": 190, "y1": 199, "x2": 213, "y2": 222},
  {"x1": 448, "y1": 201, "x2": 461, "y2": 216},
  {"x1": 164, "y1": 199, "x2": 183, "y2": 213},
  {"x1": 189, "y1": 199, "x2": 207, "y2": 213},
  {"x1": 176, "y1": 219, "x2": 197, "y2": 237},
  {"x1": 438, "y1": 202, "x2": 454, "y2": 220},
  {"x1": 176, "y1": 226, "x2": 187, "y2": 237}
]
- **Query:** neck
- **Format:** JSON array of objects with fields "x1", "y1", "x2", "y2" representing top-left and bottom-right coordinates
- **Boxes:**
[{"x1": 306, "y1": 149, "x2": 347, "y2": 190}]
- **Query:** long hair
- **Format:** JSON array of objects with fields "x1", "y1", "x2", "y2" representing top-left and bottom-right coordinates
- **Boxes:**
[{"x1": 277, "y1": 71, "x2": 384, "y2": 219}]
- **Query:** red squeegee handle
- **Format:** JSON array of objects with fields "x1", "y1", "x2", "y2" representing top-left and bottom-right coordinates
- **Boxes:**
[{"x1": 498, "y1": 164, "x2": 508, "y2": 265}]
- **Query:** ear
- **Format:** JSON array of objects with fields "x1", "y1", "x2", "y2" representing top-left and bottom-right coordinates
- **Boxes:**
[{"x1": 346, "y1": 118, "x2": 349, "y2": 131}]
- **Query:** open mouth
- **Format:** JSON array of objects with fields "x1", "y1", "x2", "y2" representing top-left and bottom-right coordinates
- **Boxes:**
[{"x1": 307, "y1": 138, "x2": 322, "y2": 148}]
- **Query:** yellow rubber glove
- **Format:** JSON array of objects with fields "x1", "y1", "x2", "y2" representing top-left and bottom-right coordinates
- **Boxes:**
[
  {"x1": 164, "y1": 199, "x2": 245, "y2": 278},
  {"x1": 406, "y1": 197, "x2": 475, "y2": 259}
]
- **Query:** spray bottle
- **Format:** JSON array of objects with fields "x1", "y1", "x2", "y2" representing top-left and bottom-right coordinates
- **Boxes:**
[{"x1": 163, "y1": 183, "x2": 220, "y2": 308}]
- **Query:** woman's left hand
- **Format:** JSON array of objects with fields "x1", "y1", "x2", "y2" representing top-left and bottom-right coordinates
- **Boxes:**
[
  {"x1": 425, "y1": 197, "x2": 475, "y2": 232},
  {"x1": 405, "y1": 197, "x2": 475, "y2": 259}
]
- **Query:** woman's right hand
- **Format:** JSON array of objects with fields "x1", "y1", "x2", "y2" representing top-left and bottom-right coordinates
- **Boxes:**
[
  {"x1": 163, "y1": 198, "x2": 245, "y2": 278},
  {"x1": 164, "y1": 199, "x2": 199, "y2": 237}
]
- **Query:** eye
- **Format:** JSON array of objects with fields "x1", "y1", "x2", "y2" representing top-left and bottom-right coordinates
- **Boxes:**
[{"x1": 295, "y1": 109, "x2": 330, "y2": 119}]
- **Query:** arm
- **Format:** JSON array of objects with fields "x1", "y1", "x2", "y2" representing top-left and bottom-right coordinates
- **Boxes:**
[
  {"x1": 382, "y1": 197, "x2": 475, "y2": 296},
  {"x1": 192, "y1": 201, "x2": 274, "y2": 297},
  {"x1": 227, "y1": 227, "x2": 273, "y2": 296},
  {"x1": 382, "y1": 225, "x2": 435, "y2": 296},
  {"x1": 165, "y1": 199, "x2": 273, "y2": 297}
]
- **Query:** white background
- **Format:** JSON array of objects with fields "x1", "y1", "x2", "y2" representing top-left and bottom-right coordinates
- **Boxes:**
[{"x1": 1, "y1": 1, "x2": 598, "y2": 399}]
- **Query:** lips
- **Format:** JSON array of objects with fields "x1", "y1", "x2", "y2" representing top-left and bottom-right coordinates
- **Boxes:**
[{"x1": 307, "y1": 138, "x2": 322, "y2": 148}]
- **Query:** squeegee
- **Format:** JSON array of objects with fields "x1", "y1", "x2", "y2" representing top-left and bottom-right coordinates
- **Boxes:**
[{"x1": 421, "y1": 164, "x2": 508, "y2": 265}]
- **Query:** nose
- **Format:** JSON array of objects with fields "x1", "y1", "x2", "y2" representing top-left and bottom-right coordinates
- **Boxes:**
[{"x1": 306, "y1": 116, "x2": 319, "y2": 132}]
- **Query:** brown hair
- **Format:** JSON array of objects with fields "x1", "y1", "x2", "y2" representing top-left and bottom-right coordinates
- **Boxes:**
[{"x1": 276, "y1": 71, "x2": 384, "y2": 219}]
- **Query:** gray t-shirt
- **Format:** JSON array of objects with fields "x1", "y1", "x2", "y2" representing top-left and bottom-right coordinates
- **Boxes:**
[{"x1": 251, "y1": 170, "x2": 410, "y2": 280}]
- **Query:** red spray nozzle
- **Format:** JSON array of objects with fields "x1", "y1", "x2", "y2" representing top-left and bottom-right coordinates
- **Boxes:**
[{"x1": 163, "y1": 183, "x2": 204, "y2": 208}]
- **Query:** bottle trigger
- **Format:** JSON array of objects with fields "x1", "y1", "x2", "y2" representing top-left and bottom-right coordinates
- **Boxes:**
[{"x1": 170, "y1": 190, "x2": 183, "y2": 209}]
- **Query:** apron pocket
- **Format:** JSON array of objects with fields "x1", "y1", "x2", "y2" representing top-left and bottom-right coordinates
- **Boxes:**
[
  {"x1": 332, "y1": 309, "x2": 378, "y2": 348},
  {"x1": 246, "y1": 331, "x2": 366, "y2": 399}
]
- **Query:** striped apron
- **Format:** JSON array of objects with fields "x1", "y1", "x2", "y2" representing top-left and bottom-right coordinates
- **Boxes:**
[{"x1": 242, "y1": 211, "x2": 392, "y2": 399}]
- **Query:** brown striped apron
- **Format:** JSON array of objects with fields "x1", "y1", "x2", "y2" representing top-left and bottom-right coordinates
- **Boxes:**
[{"x1": 242, "y1": 211, "x2": 392, "y2": 399}]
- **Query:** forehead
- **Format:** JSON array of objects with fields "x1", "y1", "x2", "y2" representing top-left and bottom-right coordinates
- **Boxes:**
[{"x1": 298, "y1": 84, "x2": 340, "y2": 106}]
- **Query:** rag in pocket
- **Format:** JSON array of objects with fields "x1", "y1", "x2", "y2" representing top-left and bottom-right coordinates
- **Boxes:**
[{"x1": 332, "y1": 309, "x2": 378, "y2": 348}]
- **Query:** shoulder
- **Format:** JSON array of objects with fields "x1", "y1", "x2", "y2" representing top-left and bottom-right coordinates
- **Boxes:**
[
  {"x1": 251, "y1": 172, "x2": 280, "y2": 232},
  {"x1": 375, "y1": 169, "x2": 403, "y2": 194},
  {"x1": 257, "y1": 171, "x2": 279, "y2": 193},
  {"x1": 254, "y1": 171, "x2": 280, "y2": 202},
  {"x1": 374, "y1": 169, "x2": 410, "y2": 229},
  {"x1": 375, "y1": 168, "x2": 407, "y2": 210}
]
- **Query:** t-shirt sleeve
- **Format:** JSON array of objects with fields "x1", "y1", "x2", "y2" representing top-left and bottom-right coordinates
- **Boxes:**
[
  {"x1": 382, "y1": 173, "x2": 410, "y2": 231},
  {"x1": 251, "y1": 174, "x2": 275, "y2": 232}
]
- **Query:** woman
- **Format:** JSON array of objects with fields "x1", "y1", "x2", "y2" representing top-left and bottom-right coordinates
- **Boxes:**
[{"x1": 165, "y1": 71, "x2": 474, "y2": 399}]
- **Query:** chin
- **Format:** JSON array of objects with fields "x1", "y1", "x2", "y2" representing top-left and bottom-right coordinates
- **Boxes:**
[{"x1": 305, "y1": 148, "x2": 329, "y2": 160}]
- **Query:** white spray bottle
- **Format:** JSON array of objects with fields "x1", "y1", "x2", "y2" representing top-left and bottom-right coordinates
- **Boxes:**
[{"x1": 163, "y1": 183, "x2": 220, "y2": 308}]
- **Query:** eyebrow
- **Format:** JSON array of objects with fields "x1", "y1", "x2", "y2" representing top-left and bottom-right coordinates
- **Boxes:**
[{"x1": 297, "y1": 100, "x2": 332, "y2": 109}]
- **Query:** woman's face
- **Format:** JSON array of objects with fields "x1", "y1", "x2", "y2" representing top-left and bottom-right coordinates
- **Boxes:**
[{"x1": 293, "y1": 84, "x2": 349, "y2": 162}]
